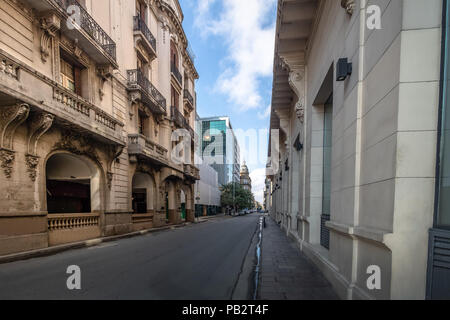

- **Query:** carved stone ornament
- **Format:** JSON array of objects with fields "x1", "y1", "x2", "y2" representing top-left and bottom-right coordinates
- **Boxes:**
[
  {"x1": 341, "y1": 0, "x2": 355, "y2": 15},
  {"x1": 0, "y1": 148, "x2": 15, "y2": 178},
  {"x1": 27, "y1": 113, "x2": 54, "y2": 155},
  {"x1": 21, "y1": 112, "x2": 54, "y2": 182},
  {"x1": 106, "y1": 145, "x2": 125, "y2": 189},
  {"x1": 40, "y1": 13, "x2": 61, "y2": 63},
  {"x1": 25, "y1": 154, "x2": 40, "y2": 182},
  {"x1": 53, "y1": 130, "x2": 102, "y2": 166},
  {"x1": 295, "y1": 100, "x2": 305, "y2": 123},
  {"x1": 97, "y1": 65, "x2": 113, "y2": 101},
  {"x1": 0, "y1": 104, "x2": 30, "y2": 150},
  {"x1": 0, "y1": 103, "x2": 30, "y2": 178}
]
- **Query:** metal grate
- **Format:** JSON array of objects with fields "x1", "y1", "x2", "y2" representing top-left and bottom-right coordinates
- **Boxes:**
[{"x1": 427, "y1": 229, "x2": 450, "y2": 299}]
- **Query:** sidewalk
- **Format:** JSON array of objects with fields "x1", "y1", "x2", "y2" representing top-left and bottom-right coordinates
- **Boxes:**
[{"x1": 259, "y1": 217, "x2": 339, "y2": 300}]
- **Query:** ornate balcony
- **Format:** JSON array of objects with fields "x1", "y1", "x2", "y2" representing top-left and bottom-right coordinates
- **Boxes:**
[
  {"x1": 171, "y1": 63, "x2": 182, "y2": 87},
  {"x1": 128, "y1": 134, "x2": 169, "y2": 166},
  {"x1": 171, "y1": 106, "x2": 195, "y2": 139},
  {"x1": 127, "y1": 69, "x2": 166, "y2": 115},
  {"x1": 184, "y1": 164, "x2": 200, "y2": 180},
  {"x1": 133, "y1": 16, "x2": 157, "y2": 58},
  {"x1": 24, "y1": 0, "x2": 118, "y2": 67},
  {"x1": 183, "y1": 89, "x2": 194, "y2": 110},
  {"x1": 0, "y1": 49, "x2": 124, "y2": 146},
  {"x1": 171, "y1": 105, "x2": 185, "y2": 128}
]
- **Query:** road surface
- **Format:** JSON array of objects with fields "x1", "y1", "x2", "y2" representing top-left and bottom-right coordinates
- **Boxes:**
[{"x1": 0, "y1": 214, "x2": 259, "y2": 300}]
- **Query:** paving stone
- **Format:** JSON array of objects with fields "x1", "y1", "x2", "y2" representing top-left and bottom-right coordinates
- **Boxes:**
[{"x1": 259, "y1": 217, "x2": 339, "y2": 300}]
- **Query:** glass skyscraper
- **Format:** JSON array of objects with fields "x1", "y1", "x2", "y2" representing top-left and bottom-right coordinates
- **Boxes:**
[{"x1": 196, "y1": 116, "x2": 240, "y2": 186}]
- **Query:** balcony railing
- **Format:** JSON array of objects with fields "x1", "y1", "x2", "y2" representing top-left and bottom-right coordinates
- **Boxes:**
[
  {"x1": 127, "y1": 69, "x2": 166, "y2": 113},
  {"x1": 171, "y1": 105, "x2": 185, "y2": 128},
  {"x1": 184, "y1": 164, "x2": 200, "y2": 180},
  {"x1": 53, "y1": 86, "x2": 120, "y2": 130},
  {"x1": 48, "y1": 213, "x2": 100, "y2": 231},
  {"x1": 183, "y1": 89, "x2": 194, "y2": 107},
  {"x1": 171, "y1": 106, "x2": 195, "y2": 139},
  {"x1": 171, "y1": 62, "x2": 182, "y2": 85},
  {"x1": 128, "y1": 134, "x2": 168, "y2": 165},
  {"x1": 54, "y1": 0, "x2": 116, "y2": 61},
  {"x1": 133, "y1": 16, "x2": 157, "y2": 54}
]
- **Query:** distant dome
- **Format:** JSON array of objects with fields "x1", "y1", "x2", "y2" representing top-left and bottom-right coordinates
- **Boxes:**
[{"x1": 240, "y1": 161, "x2": 249, "y2": 174}]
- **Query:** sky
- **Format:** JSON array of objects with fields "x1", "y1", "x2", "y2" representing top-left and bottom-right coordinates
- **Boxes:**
[{"x1": 180, "y1": 0, "x2": 277, "y2": 204}]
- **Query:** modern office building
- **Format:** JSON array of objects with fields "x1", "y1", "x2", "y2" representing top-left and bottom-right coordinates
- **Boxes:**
[
  {"x1": 0, "y1": 0, "x2": 199, "y2": 256},
  {"x1": 198, "y1": 116, "x2": 240, "y2": 186},
  {"x1": 266, "y1": 0, "x2": 449, "y2": 299},
  {"x1": 194, "y1": 113, "x2": 221, "y2": 216}
]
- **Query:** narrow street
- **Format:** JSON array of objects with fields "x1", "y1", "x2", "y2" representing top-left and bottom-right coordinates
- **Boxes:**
[{"x1": 0, "y1": 215, "x2": 259, "y2": 300}]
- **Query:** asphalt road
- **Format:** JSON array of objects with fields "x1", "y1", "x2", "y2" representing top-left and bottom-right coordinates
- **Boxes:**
[{"x1": 0, "y1": 214, "x2": 260, "y2": 300}]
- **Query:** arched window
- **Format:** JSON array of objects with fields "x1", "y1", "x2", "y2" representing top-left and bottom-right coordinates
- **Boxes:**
[
  {"x1": 132, "y1": 172, "x2": 155, "y2": 213},
  {"x1": 46, "y1": 153, "x2": 101, "y2": 214}
]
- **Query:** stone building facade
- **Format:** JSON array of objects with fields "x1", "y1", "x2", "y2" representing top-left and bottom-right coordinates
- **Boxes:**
[
  {"x1": 239, "y1": 162, "x2": 251, "y2": 192},
  {"x1": 266, "y1": 0, "x2": 449, "y2": 299},
  {"x1": 0, "y1": 0, "x2": 199, "y2": 256}
]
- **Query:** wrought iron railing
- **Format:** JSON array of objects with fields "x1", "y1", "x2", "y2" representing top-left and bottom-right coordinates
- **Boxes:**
[
  {"x1": 127, "y1": 69, "x2": 166, "y2": 112},
  {"x1": 171, "y1": 105, "x2": 185, "y2": 128},
  {"x1": 170, "y1": 106, "x2": 195, "y2": 138},
  {"x1": 133, "y1": 16, "x2": 157, "y2": 53},
  {"x1": 54, "y1": 0, "x2": 117, "y2": 61},
  {"x1": 171, "y1": 62, "x2": 182, "y2": 85},
  {"x1": 183, "y1": 89, "x2": 194, "y2": 106}
]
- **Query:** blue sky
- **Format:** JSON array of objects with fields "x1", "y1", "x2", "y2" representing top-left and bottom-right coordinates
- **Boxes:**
[{"x1": 180, "y1": 0, "x2": 277, "y2": 202}]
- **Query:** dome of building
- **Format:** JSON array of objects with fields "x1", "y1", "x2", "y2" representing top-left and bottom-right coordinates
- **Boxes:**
[{"x1": 240, "y1": 161, "x2": 249, "y2": 174}]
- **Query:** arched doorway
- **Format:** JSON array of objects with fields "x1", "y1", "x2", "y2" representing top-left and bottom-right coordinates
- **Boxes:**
[
  {"x1": 132, "y1": 172, "x2": 155, "y2": 214},
  {"x1": 46, "y1": 153, "x2": 101, "y2": 214}
]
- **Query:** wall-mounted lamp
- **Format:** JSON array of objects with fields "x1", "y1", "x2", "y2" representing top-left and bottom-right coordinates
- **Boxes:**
[{"x1": 336, "y1": 58, "x2": 352, "y2": 81}]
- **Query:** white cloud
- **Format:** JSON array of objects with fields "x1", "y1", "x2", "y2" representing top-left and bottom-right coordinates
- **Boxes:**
[
  {"x1": 250, "y1": 168, "x2": 266, "y2": 204},
  {"x1": 257, "y1": 104, "x2": 271, "y2": 119},
  {"x1": 194, "y1": 0, "x2": 276, "y2": 112}
]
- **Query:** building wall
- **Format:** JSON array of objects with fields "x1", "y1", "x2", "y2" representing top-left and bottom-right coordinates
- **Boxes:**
[
  {"x1": 0, "y1": 0, "x2": 199, "y2": 256},
  {"x1": 195, "y1": 160, "x2": 221, "y2": 207},
  {"x1": 267, "y1": 0, "x2": 442, "y2": 300}
]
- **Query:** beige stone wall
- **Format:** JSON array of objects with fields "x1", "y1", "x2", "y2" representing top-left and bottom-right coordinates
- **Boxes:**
[
  {"x1": 268, "y1": 0, "x2": 442, "y2": 300},
  {"x1": 0, "y1": 0, "x2": 198, "y2": 256}
]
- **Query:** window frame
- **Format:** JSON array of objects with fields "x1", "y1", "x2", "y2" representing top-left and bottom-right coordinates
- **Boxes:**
[{"x1": 434, "y1": 0, "x2": 450, "y2": 230}]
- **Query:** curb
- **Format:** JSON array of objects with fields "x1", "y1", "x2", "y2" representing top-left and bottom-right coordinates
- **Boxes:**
[{"x1": 0, "y1": 220, "x2": 206, "y2": 265}]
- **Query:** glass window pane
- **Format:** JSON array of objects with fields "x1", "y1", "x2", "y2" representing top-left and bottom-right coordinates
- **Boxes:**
[{"x1": 322, "y1": 97, "x2": 333, "y2": 216}]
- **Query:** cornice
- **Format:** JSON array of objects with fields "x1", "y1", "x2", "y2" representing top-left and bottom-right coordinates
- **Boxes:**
[{"x1": 155, "y1": 0, "x2": 198, "y2": 79}]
